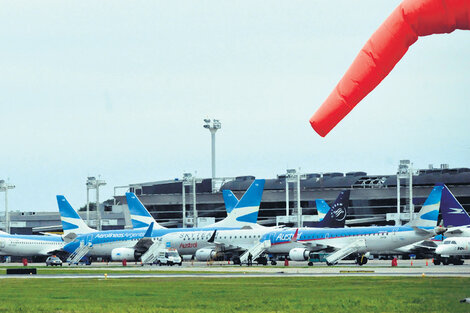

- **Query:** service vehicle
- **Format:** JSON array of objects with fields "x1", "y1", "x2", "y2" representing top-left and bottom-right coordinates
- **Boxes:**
[{"x1": 155, "y1": 248, "x2": 182, "y2": 266}]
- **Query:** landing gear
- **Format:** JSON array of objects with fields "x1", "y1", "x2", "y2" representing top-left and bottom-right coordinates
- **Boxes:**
[
  {"x1": 433, "y1": 256, "x2": 464, "y2": 265},
  {"x1": 232, "y1": 256, "x2": 241, "y2": 265},
  {"x1": 356, "y1": 255, "x2": 368, "y2": 266},
  {"x1": 308, "y1": 262, "x2": 313, "y2": 266},
  {"x1": 270, "y1": 260, "x2": 277, "y2": 266}
]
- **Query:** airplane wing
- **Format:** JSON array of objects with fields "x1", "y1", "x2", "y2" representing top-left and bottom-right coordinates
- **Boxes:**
[
  {"x1": 298, "y1": 240, "x2": 337, "y2": 252},
  {"x1": 445, "y1": 227, "x2": 464, "y2": 235}
]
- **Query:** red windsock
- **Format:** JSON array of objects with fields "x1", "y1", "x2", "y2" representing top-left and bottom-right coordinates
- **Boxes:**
[{"x1": 310, "y1": 0, "x2": 470, "y2": 137}]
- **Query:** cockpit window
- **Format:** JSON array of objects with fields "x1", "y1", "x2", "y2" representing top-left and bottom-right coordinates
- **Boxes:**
[
  {"x1": 444, "y1": 241, "x2": 451, "y2": 244},
  {"x1": 451, "y1": 241, "x2": 457, "y2": 244}
]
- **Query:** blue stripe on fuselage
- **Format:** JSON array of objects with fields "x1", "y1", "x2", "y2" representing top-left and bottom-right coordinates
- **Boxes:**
[
  {"x1": 262, "y1": 226, "x2": 431, "y2": 246},
  {"x1": 63, "y1": 226, "x2": 243, "y2": 253}
]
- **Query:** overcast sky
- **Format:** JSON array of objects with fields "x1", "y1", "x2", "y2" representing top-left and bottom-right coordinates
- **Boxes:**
[{"x1": 1, "y1": 1, "x2": 469, "y2": 212}]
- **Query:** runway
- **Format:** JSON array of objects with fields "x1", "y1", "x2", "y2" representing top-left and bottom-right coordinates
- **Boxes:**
[{"x1": 1, "y1": 259, "x2": 469, "y2": 279}]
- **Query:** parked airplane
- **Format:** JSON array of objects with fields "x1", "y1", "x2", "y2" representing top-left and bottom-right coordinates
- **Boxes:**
[
  {"x1": 0, "y1": 231, "x2": 64, "y2": 258},
  {"x1": 244, "y1": 184, "x2": 445, "y2": 266},
  {"x1": 61, "y1": 179, "x2": 266, "y2": 263},
  {"x1": 434, "y1": 237, "x2": 468, "y2": 265},
  {"x1": 142, "y1": 190, "x2": 350, "y2": 265}
]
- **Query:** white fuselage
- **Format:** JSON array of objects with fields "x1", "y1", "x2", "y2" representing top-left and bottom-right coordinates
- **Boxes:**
[
  {"x1": 265, "y1": 227, "x2": 434, "y2": 255},
  {"x1": 435, "y1": 237, "x2": 470, "y2": 256},
  {"x1": 0, "y1": 235, "x2": 64, "y2": 256},
  {"x1": 162, "y1": 228, "x2": 272, "y2": 255}
]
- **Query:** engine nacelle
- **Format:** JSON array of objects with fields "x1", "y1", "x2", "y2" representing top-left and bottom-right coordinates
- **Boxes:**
[
  {"x1": 289, "y1": 248, "x2": 310, "y2": 261},
  {"x1": 111, "y1": 248, "x2": 137, "y2": 261},
  {"x1": 195, "y1": 248, "x2": 217, "y2": 261}
]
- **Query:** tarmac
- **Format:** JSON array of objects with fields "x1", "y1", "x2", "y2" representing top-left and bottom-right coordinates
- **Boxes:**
[{"x1": 1, "y1": 259, "x2": 469, "y2": 279}]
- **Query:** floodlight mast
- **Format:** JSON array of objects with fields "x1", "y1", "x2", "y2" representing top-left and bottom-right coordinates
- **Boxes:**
[
  {"x1": 203, "y1": 118, "x2": 221, "y2": 185},
  {"x1": 0, "y1": 180, "x2": 15, "y2": 234}
]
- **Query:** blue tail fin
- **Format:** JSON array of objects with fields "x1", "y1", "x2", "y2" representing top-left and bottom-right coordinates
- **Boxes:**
[
  {"x1": 233, "y1": 179, "x2": 265, "y2": 224},
  {"x1": 125, "y1": 192, "x2": 165, "y2": 229},
  {"x1": 222, "y1": 190, "x2": 239, "y2": 214},
  {"x1": 56, "y1": 195, "x2": 96, "y2": 235},
  {"x1": 304, "y1": 190, "x2": 350, "y2": 228},
  {"x1": 440, "y1": 185, "x2": 470, "y2": 227},
  {"x1": 407, "y1": 184, "x2": 443, "y2": 227},
  {"x1": 209, "y1": 179, "x2": 265, "y2": 228},
  {"x1": 315, "y1": 199, "x2": 330, "y2": 221}
]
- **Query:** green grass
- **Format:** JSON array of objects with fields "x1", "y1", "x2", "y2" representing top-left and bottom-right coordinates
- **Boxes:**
[
  {"x1": 0, "y1": 277, "x2": 468, "y2": 312},
  {"x1": 0, "y1": 267, "x2": 234, "y2": 275}
]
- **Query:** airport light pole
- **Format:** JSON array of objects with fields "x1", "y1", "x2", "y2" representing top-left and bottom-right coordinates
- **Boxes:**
[
  {"x1": 86, "y1": 177, "x2": 106, "y2": 231},
  {"x1": 396, "y1": 160, "x2": 417, "y2": 226},
  {"x1": 285, "y1": 169, "x2": 306, "y2": 227},
  {"x1": 0, "y1": 180, "x2": 15, "y2": 234},
  {"x1": 203, "y1": 118, "x2": 221, "y2": 190},
  {"x1": 182, "y1": 173, "x2": 198, "y2": 228}
]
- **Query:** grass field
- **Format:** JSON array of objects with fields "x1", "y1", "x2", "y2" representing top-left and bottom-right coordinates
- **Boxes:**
[{"x1": 0, "y1": 277, "x2": 468, "y2": 312}]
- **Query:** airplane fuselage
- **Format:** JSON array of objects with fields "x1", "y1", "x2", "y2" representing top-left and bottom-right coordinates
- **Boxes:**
[
  {"x1": 262, "y1": 226, "x2": 435, "y2": 255},
  {"x1": 435, "y1": 237, "x2": 470, "y2": 256},
  {"x1": 0, "y1": 233, "x2": 64, "y2": 256}
]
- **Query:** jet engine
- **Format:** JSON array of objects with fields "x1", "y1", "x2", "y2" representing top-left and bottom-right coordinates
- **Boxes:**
[
  {"x1": 111, "y1": 248, "x2": 138, "y2": 261},
  {"x1": 195, "y1": 248, "x2": 217, "y2": 261},
  {"x1": 289, "y1": 248, "x2": 310, "y2": 261}
]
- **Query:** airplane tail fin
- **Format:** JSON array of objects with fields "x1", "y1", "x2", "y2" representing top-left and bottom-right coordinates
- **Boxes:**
[
  {"x1": 125, "y1": 192, "x2": 165, "y2": 229},
  {"x1": 211, "y1": 179, "x2": 265, "y2": 228},
  {"x1": 407, "y1": 184, "x2": 443, "y2": 227},
  {"x1": 315, "y1": 199, "x2": 330, "y2": 221},
  {"x1": 56, "y1": 195, "x2": 97, "y2": 235},
  {"x1": 440, "y1": 185, "x2": 470, "y2": 227},
  {"x1": 304, "y1": 190, "x2": 350, "y2": 228},
  {"x1": 222, "y1": 190, "x2": 239, "y2": 214}
]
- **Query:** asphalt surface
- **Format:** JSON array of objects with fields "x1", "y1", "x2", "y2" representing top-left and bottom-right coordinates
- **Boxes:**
[{"x1": 1, "y1": 259, "x2": 469, "y2": 279}]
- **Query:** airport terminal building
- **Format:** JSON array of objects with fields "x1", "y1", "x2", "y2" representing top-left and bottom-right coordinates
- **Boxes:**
[{"x1": 3, "y1": 164, "x2": 470, "y2": 235}]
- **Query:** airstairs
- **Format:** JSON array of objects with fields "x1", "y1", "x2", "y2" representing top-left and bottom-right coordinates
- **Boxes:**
[
  {"x1": 325, "y1": 239, "x2": 366, "y2": 265},
  {"x1": 140, "y1": 240, "x2": 164, "y2": 264},
  {"x1": 67, "y1": 241, "x2": 92, "y2": 265},
  {"x1": 239, "y1": 240, "x2": 271, "y2": 264}
]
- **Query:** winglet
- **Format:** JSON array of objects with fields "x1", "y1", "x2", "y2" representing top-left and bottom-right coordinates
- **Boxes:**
[
  {"x1": 143, "y1": 222, "x2": 154, "y2": 238},
  {"x1": 291, "y1": 229, "x2": 299, "y2": 242},
  {"x1": 208, "y1": 230, "x2": 217, "y2": 243}
]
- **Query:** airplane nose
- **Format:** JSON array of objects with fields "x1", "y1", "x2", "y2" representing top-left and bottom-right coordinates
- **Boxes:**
[{"x1": 435, "y1": 245, "x2": 446, "y2": 255}]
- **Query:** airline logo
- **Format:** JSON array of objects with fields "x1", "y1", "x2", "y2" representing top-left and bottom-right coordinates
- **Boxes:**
[
  {"x1": 275, "y1": 232, "x2": 302, "y2": 242},
  {"x1": 95, "y1": 232, "x2": 145, "y2": 239},
  {"x1": 448, "y1": 207, "x2": 466, "y2": 214},
  {"x1": 331, "y1": 203, "x2": 346, "y2": 221},
  {"x1": 179, "y1": 242, "x2": 197, "y2": 249}
]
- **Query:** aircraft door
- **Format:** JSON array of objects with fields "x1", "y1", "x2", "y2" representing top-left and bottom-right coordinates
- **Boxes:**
[{"x1": 391, "y1": 228, "x2": 398, "y2": 242}]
